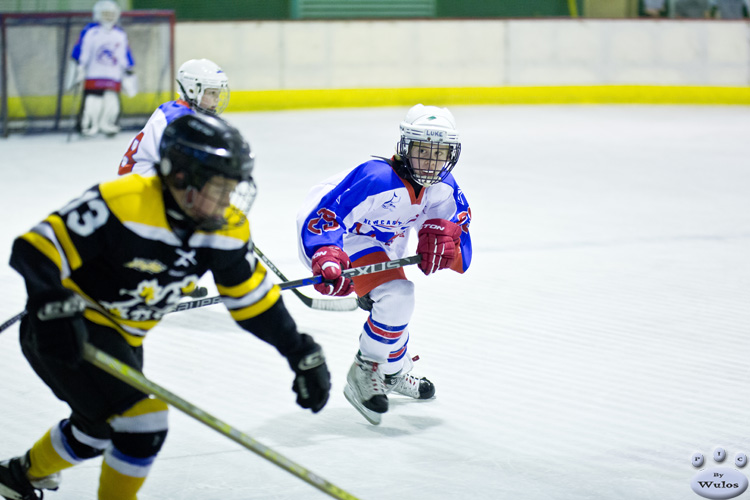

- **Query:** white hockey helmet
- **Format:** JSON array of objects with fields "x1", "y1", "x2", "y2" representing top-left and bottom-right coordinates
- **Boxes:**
[
  {"x1": 93, "y1": 0, "x2": 120, "y2": 30},
  {"x1": 396, "y1": 104, "x2": 461, "y2": 186},
  {"x1": 176, "y1": 59, "x2": 230, "y2": 115}
]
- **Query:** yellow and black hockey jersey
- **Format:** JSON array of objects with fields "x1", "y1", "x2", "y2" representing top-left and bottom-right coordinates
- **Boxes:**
[{"x1": 10, "y1": 174, "x2": 296, "y2": 351}]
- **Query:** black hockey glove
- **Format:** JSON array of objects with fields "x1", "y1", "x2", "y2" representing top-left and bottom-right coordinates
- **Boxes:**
[
  {"x1": 29, "y1": 295, "x2": 88, "y2": 368},
  {"x1": 286, "y1": 334, "x2": 331, "y2": 413}
]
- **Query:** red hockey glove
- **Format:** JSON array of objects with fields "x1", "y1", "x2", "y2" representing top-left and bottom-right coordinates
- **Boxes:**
[
  {"x1": 311, "y1": 246, "x2": 355, "y2": 296},
  {"x1": 416, "y1": 218, "x2": 462, "y2": 275}
]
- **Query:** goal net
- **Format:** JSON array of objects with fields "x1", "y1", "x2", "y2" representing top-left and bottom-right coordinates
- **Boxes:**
[{"x1": 0, "y1": 10, "x2": 174, "y2": 137}]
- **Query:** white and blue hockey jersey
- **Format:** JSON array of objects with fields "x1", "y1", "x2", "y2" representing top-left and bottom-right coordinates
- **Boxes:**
[
  {"x1": 297, "y1": 157, "x2": 472, "y2": 273},
  {"x1": 118, "y1": 100, "x2": 194, "y2": 176},
  {"x1": 71, "y1": 22, "x2": 134, "y2": 92}
]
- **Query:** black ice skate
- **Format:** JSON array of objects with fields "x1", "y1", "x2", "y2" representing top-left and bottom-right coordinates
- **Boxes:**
[{"x1": 0, "y1": 456, "x2": 41, "y2": 500}]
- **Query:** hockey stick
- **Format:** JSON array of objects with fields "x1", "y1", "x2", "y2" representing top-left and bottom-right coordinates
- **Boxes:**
[
  {"x1": 174, "y1": 255, "x2": 421, "y2": 313},
  {"x1": 81, "y1": 343, "x2": 360, "y2": 500},
  {"x1": 0, "y1": 310, "x2": 27, "y2": 334},
  {"x1": 66, "y1": 82, "x2": 82, "y2": 143},
  {"x1": 0, "y1": 255, "x2": 421, "y2": 329},
  {"x1": 253, "y1": 245, "x2": 358, "y2": 312}
]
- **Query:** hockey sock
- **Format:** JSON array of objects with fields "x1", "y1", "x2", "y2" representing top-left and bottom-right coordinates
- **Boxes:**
[
  {"x1": 27, "y1": 428, "x2": 75, "y2": 478},
  {"x1": 98, "y1": 458, "x2": 147, "y2": 500}
]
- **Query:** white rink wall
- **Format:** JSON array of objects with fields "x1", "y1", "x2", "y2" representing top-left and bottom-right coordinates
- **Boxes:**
[{"x1": 176, "y1": 19, "x2": 750, "y2": 90}]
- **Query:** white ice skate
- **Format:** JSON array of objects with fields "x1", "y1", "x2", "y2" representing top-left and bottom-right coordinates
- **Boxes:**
[
  {"x1": 385, "y1": 355, "x2": 436, "y2": 400},
  {"x1": 343, "y1": 354, "x2": 388, "y2": 425}
]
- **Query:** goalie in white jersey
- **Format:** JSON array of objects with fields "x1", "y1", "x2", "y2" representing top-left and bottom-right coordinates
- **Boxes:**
[
  {"x1": 297, "y1": 104, "x2": 473, "y2": 425},
  {"x1": 66, "y1": 0, "x2": 135, "y2": 137},
  {"x1": 118, "y1": 58, "x2": 230, "y2": 177}
]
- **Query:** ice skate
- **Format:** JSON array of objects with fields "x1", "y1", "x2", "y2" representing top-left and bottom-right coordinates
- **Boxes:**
[
  {"x1": 343, "y1": 354, "x2": 388, "y2": 425},
  {"x1": 384, "y1": 355, "x2": 435, "y2": 400},
  {"x1": 385, "y1": 372, "x2": 435, "y2": 399},
  {"x1": 0, "y1": 452, "x2": 59, "y2": 500}
]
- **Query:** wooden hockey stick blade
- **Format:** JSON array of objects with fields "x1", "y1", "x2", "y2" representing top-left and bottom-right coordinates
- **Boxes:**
[
  {"x1": 82, "y1": 343, "x2": 361, "y2": 500},
  {"x1": 253, "y1": 245, "x2": 357, "y2": 312}
]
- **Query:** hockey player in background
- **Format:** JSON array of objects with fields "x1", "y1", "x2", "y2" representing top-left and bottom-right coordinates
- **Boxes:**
[
  {"x1": 65, "y1": 0, "x2": 136, "y2": 137},
  {"x1": 0, "y1": 113, "x2": 331, "y2": 500},
  {"x1": 296, "y1": 104, "x2": 472, "y2": 425},
  {"x1": 118, "y1": 58, "x2": 230, "y2": 176}
]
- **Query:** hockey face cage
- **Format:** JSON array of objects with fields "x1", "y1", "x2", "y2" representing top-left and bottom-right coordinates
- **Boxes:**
[
  {"x1": 177, "y1": 74, "x2": 230, "y2": 115},
  {"x1": 397, "y1": 136, "x2": 461, "y2": 186},
  {"x1": 161, "y1": 130, "x2": 256, "y2": 231},
  {"x1": 93, "y1": 0, "x2": 121, "y2": 29}
]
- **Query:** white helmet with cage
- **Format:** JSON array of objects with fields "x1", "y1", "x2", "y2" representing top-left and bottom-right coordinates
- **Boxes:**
[
  {"x1": 176, "y1": 59, "x2": 230, "y2": 115},
  {"x1": 93, "y1": 0, "x2": 120, "y2": 30},
  {"x1": 396, "y1": 104, "x2": 461, "y2": 186}
]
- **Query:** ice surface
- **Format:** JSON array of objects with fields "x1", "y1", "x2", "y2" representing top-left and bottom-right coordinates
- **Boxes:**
[{"x1": 0, "y1": 105, "x2": 749, "y2": 499}]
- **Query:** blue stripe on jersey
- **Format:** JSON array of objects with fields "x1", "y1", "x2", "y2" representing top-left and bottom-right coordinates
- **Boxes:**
[
  {"x1": 159, "y1": 101, "x2": 194, "y2": 124},
  {"x1": 349, "y1": 246, "x2": 387, "y2": 263}
]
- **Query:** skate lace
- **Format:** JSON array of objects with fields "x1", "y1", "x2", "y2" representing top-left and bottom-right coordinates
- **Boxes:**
[
  {"x1": 357, "y1": 358, "x2": 386, "y2": 397},
  {"x1": 387, "y1": 373, "x2": 421, "y2": 398}
]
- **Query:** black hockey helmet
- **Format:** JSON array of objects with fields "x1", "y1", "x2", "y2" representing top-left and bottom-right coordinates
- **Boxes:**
[{"x1": 158, "y1": 113, "x2": 256, "y2": 230}]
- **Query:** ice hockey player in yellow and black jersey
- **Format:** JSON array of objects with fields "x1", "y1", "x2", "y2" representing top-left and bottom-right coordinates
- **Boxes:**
[{"x1": 0, "y1": 113, "x2": 331, "y2": 500}]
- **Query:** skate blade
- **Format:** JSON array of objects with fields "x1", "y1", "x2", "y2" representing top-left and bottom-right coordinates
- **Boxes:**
[{"x1": 343, "y1": 385, "x2": 382, "y2": 425}]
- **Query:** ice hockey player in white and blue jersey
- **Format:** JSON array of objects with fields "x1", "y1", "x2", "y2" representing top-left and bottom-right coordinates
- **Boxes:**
[
  {"x1": 296, "y1": 104, "x2": 472, "y2": 425},
  {"x1": 118, "y1": 58, "x2": 230, "y2": 177},
  {"x1": 66, "y1": 0, "x2": 135, "y2": 137}
]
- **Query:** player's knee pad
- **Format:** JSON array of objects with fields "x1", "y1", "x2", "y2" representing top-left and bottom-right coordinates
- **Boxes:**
[
  {"x1": 28, "y1": 418, "x2": 109, "y2": 476},
  {"x1": 369, "y1": 279, "x2": 415, "y2": 325},
  {"x1": 109, "y1": 397, "x2": 169, "y2": 459},
  {"x1": 59, "y1": 419, "x2": 110, "y2": 460}
]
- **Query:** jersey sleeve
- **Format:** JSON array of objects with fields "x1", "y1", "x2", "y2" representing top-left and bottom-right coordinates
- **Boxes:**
[
  {"x1": 70, "y1": 23, "x2": 95, "y2": 63},
  {"x1": 10, "y1": 186, "x2": 108, "y2": 305},
  {"x1": 297, "y1": 163, "x2": 379, "y2": 262},
  {"x1": 121, "y1": 28, "x2": 135, "y2": 69}
]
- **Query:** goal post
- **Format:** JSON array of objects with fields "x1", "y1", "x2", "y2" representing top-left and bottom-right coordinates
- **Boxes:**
[{"x1": 0, "y1": 10, "x2": 175, "y2": 137}]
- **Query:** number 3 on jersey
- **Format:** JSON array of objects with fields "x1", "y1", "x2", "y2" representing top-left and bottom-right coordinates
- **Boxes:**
[
  {"x1": 119, "y1": 131, "x2": 144, "y2": 175},
  {"x1": 307, "y1": 208, "x2": 340, "y2": 235}
]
